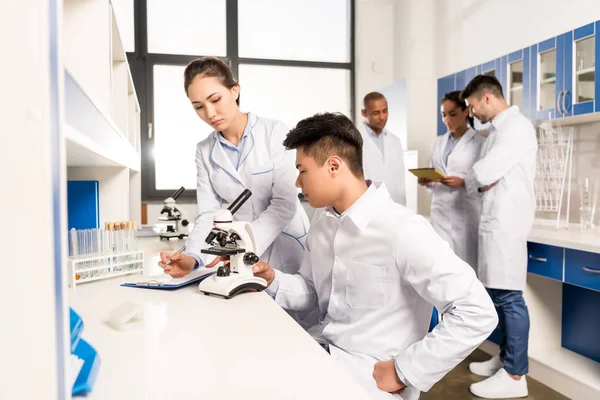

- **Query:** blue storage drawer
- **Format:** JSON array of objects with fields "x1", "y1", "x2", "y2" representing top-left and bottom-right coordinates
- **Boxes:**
[
  {"x1": 527, "y1": 242, "x2": 563, "y2": 281},
  {"x1": 565, "y1": 249, "x2": 600, "y2": 292}
]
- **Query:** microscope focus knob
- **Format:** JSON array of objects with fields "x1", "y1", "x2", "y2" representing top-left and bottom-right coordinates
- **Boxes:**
[
  {"x1": 243, "y1": 252, "x2": 260, "y2": 266},
  {"x1": 217, "y1": 266, "x2": 230, "y2": 277}
]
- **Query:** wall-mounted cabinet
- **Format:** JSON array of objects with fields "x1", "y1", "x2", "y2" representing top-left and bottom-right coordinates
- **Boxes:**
[{"x1": 438, "y1": 20, "x2": 600, "y2": 126}]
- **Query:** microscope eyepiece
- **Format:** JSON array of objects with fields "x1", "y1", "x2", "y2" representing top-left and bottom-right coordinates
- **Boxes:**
[{"x1": 227, "y1": 189, "x2": 252, "y2": 215}]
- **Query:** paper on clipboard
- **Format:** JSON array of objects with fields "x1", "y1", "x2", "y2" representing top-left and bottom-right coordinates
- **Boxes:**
[{"x1": 408, "y1": 168, "x2": 446, "y2": 181}]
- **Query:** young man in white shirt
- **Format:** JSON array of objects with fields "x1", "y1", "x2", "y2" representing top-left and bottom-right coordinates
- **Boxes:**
[
  {"x1": 250, "y1": 112, "x2": 498, "y2": 400},
  {"x1": 462, "y1": 75, "x2": 537, "y2": 399}
]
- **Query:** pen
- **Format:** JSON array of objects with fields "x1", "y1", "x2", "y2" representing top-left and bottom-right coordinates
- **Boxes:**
[{"x1": 164, "y1": 245, "x2": 186, "y2": 268}]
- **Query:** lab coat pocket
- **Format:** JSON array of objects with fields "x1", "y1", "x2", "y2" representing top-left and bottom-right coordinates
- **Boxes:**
[
  {"x1": 251, "y1": 162, "x2": 274, "y2": 193},
  {"x1": 346, "y1": 261, "x2": 386, "y2": 309}
]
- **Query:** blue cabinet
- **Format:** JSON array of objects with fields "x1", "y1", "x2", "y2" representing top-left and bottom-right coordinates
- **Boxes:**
[
  {"x1": 564, "y1": 248, "x2": 600, "y2": 292},
  {"x1": 527, "y1": 242, "x2": 564, "y2": 281},
  {"x1": 572, "y1": 22, "x2": 600, "y2": 116},
  {"x1": 534, "y1": 37, "x2": 561, "y2": 120},
  {"x1": 438, "y1": 21, "x2": 600, "y2": 124},
  {"x1": 562, "y1": 284, "x2": 600, "y2": 364},
  {"x1": 507, "y1": 49, "x2": 534, "y2": 119},
  {"x1": 532, "y1": 24, "x2": 600, "y2": 121}
]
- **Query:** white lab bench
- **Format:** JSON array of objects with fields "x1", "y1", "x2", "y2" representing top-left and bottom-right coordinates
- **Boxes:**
[{"x1": 69, "y1": 238, "x2": 372, "y2": 400}]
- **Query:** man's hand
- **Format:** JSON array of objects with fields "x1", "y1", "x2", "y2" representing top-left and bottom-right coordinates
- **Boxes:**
[
  {"x1": 479, "y1": 180, "x2": 499, "y2": 192},
  {"x1": 373, "y1": 360, "x2": 406, "y2": 393},
  {"x1": 159, "y1": 252, "x2": 196, "y2": 278},
  {"x1": 441, "y1": 176, "x2": 465, "y2": 188},
  {"x1": 418, "y1": 178, "x2": 433, "y2": 187},
  {"x1": 251, "y1": 261, "x2": 276, "y2": 286}
]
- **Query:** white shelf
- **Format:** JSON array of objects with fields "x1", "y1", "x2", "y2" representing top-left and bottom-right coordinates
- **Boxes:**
[
  {"x1": 510, "y1": 85, "x2": 524, "y2": 91},
  {"x1": 576, "y1": 66, "x2": 595, "y2": 76},
  {"x1": 541, "y1": 76, "x2": 557, "y2": 84},
  {"x1": 65, "y1": 71, "x2": 140, "y2": 170}
]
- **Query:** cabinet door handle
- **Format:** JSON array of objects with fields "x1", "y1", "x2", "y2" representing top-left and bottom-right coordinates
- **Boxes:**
[
  {"x1": 556, "y1": 90, "x2": 564, "y2": 115},
  {"x1": 529, "y1": 255, "x2": 547, "y2": 262},
  {"x1": 582, "y1": 267, "x2": 600, "y2": 274},
  {"x1": 562, "y1": 90, "x2": 570, "y2": 114}
]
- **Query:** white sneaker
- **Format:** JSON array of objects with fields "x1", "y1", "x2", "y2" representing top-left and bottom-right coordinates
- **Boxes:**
[
  {"x1": 470, "y1": 368, "x2": 528, "y2": 399},
  {"x1": 469, "y1": 354, "x2": 503, "y2": 377}
]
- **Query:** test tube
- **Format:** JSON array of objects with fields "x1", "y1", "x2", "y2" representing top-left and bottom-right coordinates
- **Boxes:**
[{"x1": 114, "y1": 222, "x2": 121, "y2": 271}]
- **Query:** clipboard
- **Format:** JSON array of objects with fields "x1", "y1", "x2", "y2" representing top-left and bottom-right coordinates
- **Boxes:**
[
  {"x1": 121, "y1": 268, "x2": 215, "y2": 290},
  {"x1": 408, "y1": 168, "x2": 446, "y2": 181}
]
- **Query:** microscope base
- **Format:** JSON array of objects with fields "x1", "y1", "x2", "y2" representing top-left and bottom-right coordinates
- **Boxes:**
[{"x1": 198, "y1": 274, "x2": 267, "y2": 299}]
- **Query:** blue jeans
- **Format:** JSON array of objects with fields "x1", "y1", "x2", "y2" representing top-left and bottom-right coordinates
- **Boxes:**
[{"x1": 487, "y1": 288, "x2": 530, "y2": 375}]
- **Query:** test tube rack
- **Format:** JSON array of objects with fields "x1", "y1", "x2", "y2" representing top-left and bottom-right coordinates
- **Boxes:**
[
  {"x1": 534, "y1": 118, "x2": 574, "y2": 230},
  {"x1": 68, "y1": 222, "x2": 143, "y2": 288},
  {"x1": 68, "y1": 250, "x2": 144, "y2": 288}
]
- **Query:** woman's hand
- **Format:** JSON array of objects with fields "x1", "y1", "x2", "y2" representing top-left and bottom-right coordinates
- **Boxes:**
[
  {"x1": 158, "y1": 252, "x2": 197, "y2": 278},
  {"x1": 441, "y1": 176, "x2": 465, "y2": 188},
  {"x1": 418, "y1": 178, "x2": 433, "y2": 187}
]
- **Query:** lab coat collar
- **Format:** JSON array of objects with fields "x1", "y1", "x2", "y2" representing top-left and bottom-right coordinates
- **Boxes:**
[
  {"x1": 363, "y1": 122, "x2": 388, "y2": 137},
  {"x1": 324, "y1": 180, "x2": 388, "y2": 231},
  {"x1": 491, "y1": 106, "x2": 520, "y2": 130},
  {"x1": 209, "y1": 113, "x2": 258, "y2": 184}
]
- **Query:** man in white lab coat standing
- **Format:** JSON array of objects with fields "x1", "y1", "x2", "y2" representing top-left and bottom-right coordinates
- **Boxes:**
[
  {"x1": 359, "y1": 92, "x2": 407, "y2": 205},
  {"x1": 249, "y1": 112, "x2": 498, "y2": 400},
  {"x1": 462, "y1": 75, "x2": 537, "y2": 399}
]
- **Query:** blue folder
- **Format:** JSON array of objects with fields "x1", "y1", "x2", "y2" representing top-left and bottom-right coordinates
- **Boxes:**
[{"x1": 67, "y1": 181, "x2": 100, "y2": 230}]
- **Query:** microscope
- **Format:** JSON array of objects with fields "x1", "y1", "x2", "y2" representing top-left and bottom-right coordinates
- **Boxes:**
[
  {"x1": 159, "y1": 186, "x2": 189, "y2": 240},
  {"x1": 198, "y1": 189, "x2": 268, "y2": 299}
]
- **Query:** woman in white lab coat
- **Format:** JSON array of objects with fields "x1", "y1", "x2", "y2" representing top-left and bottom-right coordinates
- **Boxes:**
[
  {"x1": 159, "y1": 57, "x2": 309, "y2": 282},
  {"x1": 419, "y1": 91, "x2": 485, "y2": 269}
]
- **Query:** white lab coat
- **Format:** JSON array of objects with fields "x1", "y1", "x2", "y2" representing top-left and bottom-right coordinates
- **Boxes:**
[
  {"x1": 465, "y1": 106, "x2": 537, "y2": 291},
  {"x1": 359, "y1": 123, "x2": 407, "y2": 205},
  {"x1": 185, "y1": 113, "x2": 310, "y2": 275},
  {"x1": 269, "y1": 182, "x2": 497, "y2": 400},
  {"x1": 429, "y1": 128, "x2": 484, "y2": 270}
]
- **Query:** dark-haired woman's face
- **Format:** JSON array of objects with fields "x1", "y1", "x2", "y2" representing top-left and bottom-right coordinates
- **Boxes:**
[
  {"x1": 187, "y1": 76, "x2": 240, "y2": 131},
  {"x1": 441, "y1": 100, "x2": 469, "y2": 134}
]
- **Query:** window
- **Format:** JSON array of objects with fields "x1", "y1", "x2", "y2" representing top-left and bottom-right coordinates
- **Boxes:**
[
  {"x1": 147, "y1": 0, "x2": 226, "y2": 56},
  {"x1": 131, "y1": 0, "x2": 355, "y2": 201},
  {"x1": 238, "y1": 0, "x2": 350, "y2": 62},
  {"x1": 238, "y1": 64, "x2": 351, "y2": 129}
]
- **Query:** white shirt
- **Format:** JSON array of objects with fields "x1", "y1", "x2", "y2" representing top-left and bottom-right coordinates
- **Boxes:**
[
  {"x1": 364, "y1": 123, "x2": 387, "y2": 159},
  {"x1": 267, "y1": 182, "x2": 497, "y2": 399}
]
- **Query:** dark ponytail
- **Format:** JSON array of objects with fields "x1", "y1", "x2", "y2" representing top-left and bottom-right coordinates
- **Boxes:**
[
  {"x1": 184, "y1": 57, "x2": 240, "y2": 105},
  {"x1": 441, "y1": 90, "x2": 474, "y2": 129}
]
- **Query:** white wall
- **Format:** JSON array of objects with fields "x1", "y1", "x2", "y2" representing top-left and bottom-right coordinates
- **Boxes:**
[
  {"x1": 355, "y1": 0, "x2": 396, "y2": 121},
  {"x1": 391, "y1": 0, "x2": 600, "y2": 215}
]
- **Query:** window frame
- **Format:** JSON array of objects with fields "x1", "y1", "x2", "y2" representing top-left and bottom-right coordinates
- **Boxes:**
[{"x1": 131, "y1": 0, "x2": 356, "y2": 202}]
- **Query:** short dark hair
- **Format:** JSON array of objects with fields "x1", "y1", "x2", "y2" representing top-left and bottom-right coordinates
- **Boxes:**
[
  {"x1": 283, "y1": 113, "x2": 364, "y2": 178},
  {"x1": 363, "y1": 92, "x2": 386, "y2": 109},
  {"x1": 461, "y1": 75, "x2": 504, "y2": 101},
  {"x1": 441, "y1": 90, "x2": 474, "y2": 128}
]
